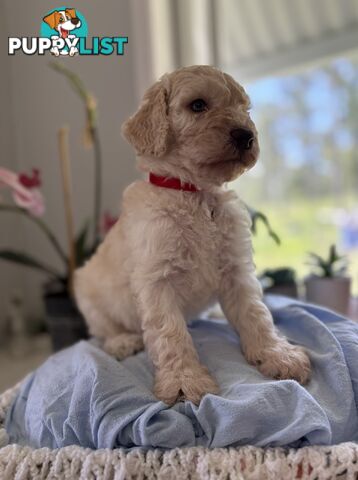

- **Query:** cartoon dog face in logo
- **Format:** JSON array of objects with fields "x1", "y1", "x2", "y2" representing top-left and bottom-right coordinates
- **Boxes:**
[{"x1": 43, "y1": 8, "x2": 81, "y2": 56}]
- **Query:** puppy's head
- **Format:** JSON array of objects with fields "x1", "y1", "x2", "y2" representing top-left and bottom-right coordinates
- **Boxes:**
[
  {"x1": 43, "y1": 8, "x2": 81, "y2": 37},
  {"x1": 122, "y1": 65, "x2": 259, "y2": 187}
]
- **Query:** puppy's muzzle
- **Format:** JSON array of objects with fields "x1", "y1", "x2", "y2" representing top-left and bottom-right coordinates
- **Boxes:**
[
  {"x1": 71, "y1": 17, "x2": 80, "y2": 25},
  {"x1": 230, "y1": 128, "x2": 254, "y2": 150}
]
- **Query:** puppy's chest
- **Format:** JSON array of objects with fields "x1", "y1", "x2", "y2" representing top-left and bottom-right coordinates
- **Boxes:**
[{"x1": 175, "y1": 197, "x2": 225, "y2": 271}]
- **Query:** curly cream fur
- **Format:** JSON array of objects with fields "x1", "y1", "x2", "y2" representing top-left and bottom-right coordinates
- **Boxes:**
[
  {"x1": 74, "y1": 65, "x2": 310, "y2": 405},
  {"x1": 122, "y1": 82, "x2": 171, "y2": 157}
]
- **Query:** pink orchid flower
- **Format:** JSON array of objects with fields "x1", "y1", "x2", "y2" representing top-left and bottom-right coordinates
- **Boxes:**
[
  {"x1": 0, "y1": 167, "x2": 45, "y2": 217},
  {"x1": 101, "y1": 211, "x2": 118, "y2": 236},
  {"x1": 18, "y1": 168, "x2": 41, "y2": 188}
]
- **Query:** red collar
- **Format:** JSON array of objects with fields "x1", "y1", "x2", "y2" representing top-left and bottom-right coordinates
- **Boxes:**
[{"x1": 149, "y1": 173, "x2": 199, "y2": 192}]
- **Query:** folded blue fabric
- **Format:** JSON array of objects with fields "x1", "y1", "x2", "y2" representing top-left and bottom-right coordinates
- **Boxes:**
[{"x1": 6, "y1": 297, "x2": 358, "y2": 449}]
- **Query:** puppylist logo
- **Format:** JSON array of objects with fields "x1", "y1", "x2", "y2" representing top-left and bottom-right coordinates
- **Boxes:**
[{"x1": 8, "y1": 7, "x2": 128, "y2": 57}]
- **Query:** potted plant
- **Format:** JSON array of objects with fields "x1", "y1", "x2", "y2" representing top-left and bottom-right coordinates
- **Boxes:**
[
  {"x1": 260, "y1": 267, "x2": 298, "y2": 298},
  {"x1": 0, "y1": 169, "x2": 118, "y2": 351},
  {"x1": 304, "y1": 244, "x2": 351, "y2": 315},
  {"x1": 0, "y1": 65, "x2": 117, "y2": 351}
]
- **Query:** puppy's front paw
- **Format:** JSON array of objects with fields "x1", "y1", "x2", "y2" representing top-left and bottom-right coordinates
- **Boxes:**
[
  {"x1": 245, "y1": 340, "x2": 311, "y2": 385},
  {"x1": 154, "y1": 364, "x2": 219, "y2": 405}
]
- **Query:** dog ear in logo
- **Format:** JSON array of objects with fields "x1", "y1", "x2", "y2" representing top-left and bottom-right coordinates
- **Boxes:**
[
  {"x1": 43, "y1": 11, "x2": 61, "y2": 30},
  {"x1": 65, "y1": 8, "x2": 77, "y2": 18}
]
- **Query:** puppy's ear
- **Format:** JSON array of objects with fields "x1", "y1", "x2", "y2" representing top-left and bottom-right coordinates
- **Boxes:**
[
  {"x1": 65, "y1": 8, "x2": 77, "y2": 18},
  {"x1": 43, "y1": 11, "x2": 58, "y2": 29},
  {"x1": 122, "y1": 81, "x2": 171, "y2": 157}
]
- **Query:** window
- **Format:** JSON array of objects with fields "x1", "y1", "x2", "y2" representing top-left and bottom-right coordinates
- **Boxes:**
[{"x1": 231, "y1": 56, "x2": 358, "y2": 293}]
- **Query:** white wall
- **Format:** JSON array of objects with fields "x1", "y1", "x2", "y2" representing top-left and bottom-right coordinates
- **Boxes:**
[
  {"x1": 0, "y1": 0, "x2": 144, "y2": 325},
  {"x1": 0, "y1": 3, "x2": 23, "y2": 339}
]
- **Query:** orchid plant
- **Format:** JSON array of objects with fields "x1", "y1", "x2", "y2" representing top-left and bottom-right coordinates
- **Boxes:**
[
  {"x1": 0, "y1": 166, "x2": 117, "y2": 285},
  {"x1": 0, "y1": 64, "x2": 118, "y2": 293}
]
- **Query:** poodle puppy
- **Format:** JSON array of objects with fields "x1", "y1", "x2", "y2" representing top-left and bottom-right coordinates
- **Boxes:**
[{"x1": 74, "y1": 65, "x2": 310, "y2": 405}]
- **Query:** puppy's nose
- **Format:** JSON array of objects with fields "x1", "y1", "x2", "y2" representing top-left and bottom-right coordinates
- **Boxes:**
[
  {"x1": 71, "y1": 17, "x2": 80, "y2": 25},
  {"x1": 230, "y1": 128, "x2": 254, "y2": 150}
]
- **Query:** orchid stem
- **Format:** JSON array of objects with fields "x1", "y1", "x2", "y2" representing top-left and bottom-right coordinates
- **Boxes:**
[
  {"x1": 58, "y1": 126, "x2": 77, "y2": 295},
  {"x1": 0, "y1": 204, "x2": 68, "y2": 267},
  {"x1": 91, "y1": 126, "x2": 102, "y2": 247},
  {"x1": 49, "y1": 62, "x2": 102, "y2": 250}
]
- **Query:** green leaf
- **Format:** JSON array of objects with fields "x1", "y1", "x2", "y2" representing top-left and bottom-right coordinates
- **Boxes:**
[
  {"x1": 329, "y1": 244, "x2": 338, "y2": 264},
  {"x1": 247, "y1": 206, "x2": 281, "y2": 245},
  {"x1": 307, "y1": 252, "x2": 324, "y2": 262},
  {"x1": 0, "y1": 204, "x2": 68, "y2": 265},
  {"x1": 307, "y1": 252, "x2": 328, "y2": 269},
  {"x1": 307, "y1": 244, "x2": 349, "y2": 277},
  {"x1": 0, "y1": 250, "x2": 62, "y2": 278},
  {"x1": 75, "y1": 220, "x2": 91, "y2": 266},
  {"x1": 261, "y1": 267, "x2": 296, "y2": 285}
]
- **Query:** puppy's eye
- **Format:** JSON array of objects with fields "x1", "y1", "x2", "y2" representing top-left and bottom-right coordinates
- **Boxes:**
[
  {"x1": 59, "y1": 18, "x2": 64, "y2": 23},
  {"x1": 189, "y1": 99, "x2": 208, "y2": 113}
]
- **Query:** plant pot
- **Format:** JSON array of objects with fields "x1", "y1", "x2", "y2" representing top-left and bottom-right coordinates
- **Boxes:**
[
  {"x1": 264, "y1": 283, "x2": 298, "y2": 299},
  {"x1": 44, "y1": 286, "x2": 88, "y2": 352},
  {"x1": 304, "y1": 276, "x2": 351, "y2": 315}
]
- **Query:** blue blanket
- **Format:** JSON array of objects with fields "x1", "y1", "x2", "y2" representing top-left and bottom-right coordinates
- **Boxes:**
[{"x1": 5, "y1": 297, "x2": 358, "y2": 449}]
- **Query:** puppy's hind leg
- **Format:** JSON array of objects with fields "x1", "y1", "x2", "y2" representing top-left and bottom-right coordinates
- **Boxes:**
[
  {"x1": 77, "y1": 300, "x2": 144, "y2": 359},
  {"x1": 103, "y1": 332, "x2": 144, "y2": 360},
  {"x1": 74, "y1": 279, "x2": 144, "y2": 360}
]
